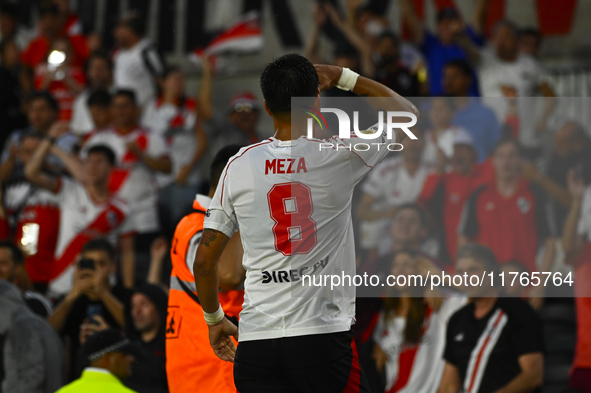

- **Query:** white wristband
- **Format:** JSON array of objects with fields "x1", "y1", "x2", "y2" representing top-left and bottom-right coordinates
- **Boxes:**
[
  {"x1": 203, "y1": 304, "x2": 224, "y2": 326},
  {"x1": 336, "y1": 67, "x2": 359, "y2": 91}
]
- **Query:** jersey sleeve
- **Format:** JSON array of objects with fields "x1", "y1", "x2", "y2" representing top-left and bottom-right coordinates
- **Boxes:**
[
  {"x1": 203, "y1": 163, "x2": 239, "y2": 238},
  {"x1": 331, "y1": 121, "x2": 392, "y2": 186}
]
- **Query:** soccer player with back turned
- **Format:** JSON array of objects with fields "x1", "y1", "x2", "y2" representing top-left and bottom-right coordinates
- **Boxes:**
[{"x1": 194, "y1": 54, "x2": 419, "y2": 392}]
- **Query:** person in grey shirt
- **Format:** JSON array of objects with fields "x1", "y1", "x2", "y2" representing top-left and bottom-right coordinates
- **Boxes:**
[{"x1": 0, "y1": 280, "x2": 65, "y2": 393}]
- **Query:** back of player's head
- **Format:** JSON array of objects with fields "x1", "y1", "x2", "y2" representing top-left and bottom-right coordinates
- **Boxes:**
[
  {"x1": 87, "y1": 89, "x2": 112, "y2": 108},
  {"x1": 82, "y1": 238, "x2": 115, "y2": 261},
  {"x1": 260, "y1": 53, "x2": 319, "y2": 116},
  {"x1": 456, "y1": 243, "x2": 500, "y2": 274},
  {"x1": 87, "y1": 144, "x2": 116, "y2": 167},
  {"x1": 210, "y1": 145, "x2": 242, "y2": 188},
  {"x1": 0, "y1": 240, "x2": 24, "y2": 265},
  {"x1": 113, "y1": 89, "x2": 137, "y2": 106}
]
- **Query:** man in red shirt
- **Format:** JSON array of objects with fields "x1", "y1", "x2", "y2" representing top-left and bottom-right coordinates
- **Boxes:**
[
  {"x1": 20, "y1": 4, "x2": 88, "y2": 70},
  {"x1": 418, "y1": 129, "x2": 493, "y2": 263},
  {"x1": 458, "y1": 138, "x2": 556, "y2": 303}
]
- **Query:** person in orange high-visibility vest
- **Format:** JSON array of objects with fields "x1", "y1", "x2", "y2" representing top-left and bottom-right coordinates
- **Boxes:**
[{"x1": 166, "y1": 145, "x2": 245, "y2": 393}]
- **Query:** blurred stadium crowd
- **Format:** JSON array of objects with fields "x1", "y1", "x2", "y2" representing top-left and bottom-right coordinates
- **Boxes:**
[{"x1": 0, "y1": 0, "x2": 590, "y2": 392}]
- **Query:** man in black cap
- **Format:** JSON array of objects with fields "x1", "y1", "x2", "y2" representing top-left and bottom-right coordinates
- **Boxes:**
[{"x1": 56, "y1": 329, "x2": 137, "y2": 393}]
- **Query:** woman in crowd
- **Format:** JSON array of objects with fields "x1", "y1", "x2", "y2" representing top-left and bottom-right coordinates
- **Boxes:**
[{"x1": 372, "y1": 249, "x2": 466, "y2": 393}]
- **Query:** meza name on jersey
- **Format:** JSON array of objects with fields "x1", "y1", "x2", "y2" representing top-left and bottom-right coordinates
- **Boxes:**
[
  {"x1": 262, "y1": 256, "x2": 329, "y2": 283},
  {"x1": 265, "y1": 158, "x2": 308, "y2": 175}
]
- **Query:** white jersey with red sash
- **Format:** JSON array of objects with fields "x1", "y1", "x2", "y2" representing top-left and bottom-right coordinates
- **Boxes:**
[
  {"x1": 82, "y1": 126, "x2": 169, "y2": 234},
  {"x1": 373, "y1": 296, "x2": 466, "y2": 393},
  {"x1": 48, "y1": 177, "x2": 132, "y2": 297}
]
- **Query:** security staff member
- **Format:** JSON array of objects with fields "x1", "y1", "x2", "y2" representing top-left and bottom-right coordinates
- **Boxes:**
[{"x1": 166, "y1": 145, "x2": 245, "y2": 393}]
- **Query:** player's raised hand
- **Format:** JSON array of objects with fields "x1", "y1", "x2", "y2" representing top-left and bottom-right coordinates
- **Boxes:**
[
  {"x1": 314, "y1": 64, "x2": 342, "y2": 92},
  {"x1": 208, "y1": 317, "x2": 239, "y2": 362}
]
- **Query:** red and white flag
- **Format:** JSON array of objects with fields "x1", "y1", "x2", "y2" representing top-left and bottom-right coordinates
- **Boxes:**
[{"x1": 189, "y1": 11, "x2": 264, "y2": 66}]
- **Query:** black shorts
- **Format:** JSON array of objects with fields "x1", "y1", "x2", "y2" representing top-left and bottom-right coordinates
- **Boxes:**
[{"x1": 233, "y1": 330, "x2": 371, "y2": 393}]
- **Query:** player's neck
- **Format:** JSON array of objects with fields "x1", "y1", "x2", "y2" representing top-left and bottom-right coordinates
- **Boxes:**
[{"x1": 272, "y1": 116, "x2": 304, "y2": 141}]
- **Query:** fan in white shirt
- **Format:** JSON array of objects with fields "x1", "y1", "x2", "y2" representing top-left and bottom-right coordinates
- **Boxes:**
[
  {"x1": 112, "y1": 14, "x2": 165, "y2": 108},
  {"x1": 24, "y1": 135, "x2": 132, "y2": 298}
]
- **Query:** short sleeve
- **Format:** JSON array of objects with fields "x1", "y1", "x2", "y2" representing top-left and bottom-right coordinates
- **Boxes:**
[
  {"x1": 203, "y1": 163, "x2": 239, "y2": 238},
  {"x1": 331, "y1": 121, "x2": 392, "y2": 185}
]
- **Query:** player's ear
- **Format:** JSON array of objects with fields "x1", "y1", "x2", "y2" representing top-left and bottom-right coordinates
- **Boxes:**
[{"x1": 263, "y1": 101, "x2": 273, "y2": 118}]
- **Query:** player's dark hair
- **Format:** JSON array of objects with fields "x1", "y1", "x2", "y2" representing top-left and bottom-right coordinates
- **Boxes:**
[
  {"x1": 457, "y1": 243, "x2": 500, "y2": 275},
  {"x1": 260, "y1": 53, "x2": 319, "y2": 115},
  {"x1": 81, "y1": 238, "x2": 115, "y2": 262},
  {"x1": 210, "y1": 145, "x2": 242, "y2": 188},
  {"x1": 119, "y1": 12, "x2": 146, "y2": 37},
  {"x1": 113, "y1": 89, "x2": 137, "y2": 106},
  {"x1": 87, "y1": 89, "x2": 112, "y2": 108},
  {"x1": 492, "y1": 136, "x2": 523, "y2": 157},
  {"x1": 29, "y1": 91, "x2": 59, "y2": 113},
  {"x1": 87, "y1": 144, "x2": 116, "y2": 166},
  {"x1": 0, "y1": 240, "x2": 25, "y2": 265},
  {"x1": 444, "y1": 59, "x2": 473, "y2": 77}
]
